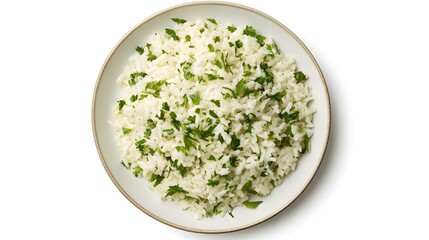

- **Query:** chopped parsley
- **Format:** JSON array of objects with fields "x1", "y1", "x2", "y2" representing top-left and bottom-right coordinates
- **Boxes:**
[
  {"x1": 208, "y1": 43, "x2": 215, "y2": 52},
  {"x1": 117, "y1": 100, "x2": 126, "y2": 110},
  {"x1": 294, "y1": 71, "x2": 308, "y2": 83},
  {"x1": 165, "y1": 185, "x2": 189, "y2": 197},
  {"x1": 185, "y1": 35, "x2": 191, "y2": 42},
  {"x1": 135, "y1": 46, "x2": 144, "y2": 55},
  {"x1": 243, "y1": 200, "x2": 263, "y2": 209},
  {"x1": 227, "y1": 26, "x2": 237, "y2": 32},
  {"x1": 210, "y1": 99, "x2": 221, "y2": 107},
  {"x1": 243, "y1": 25, "x2": 257, "y2": 37},
  {"x1": 130, "y1": 94, "x2": 138, "y2": 102},
  {"x1": 122, "y1": 127, "x2": 132, "y2": 135},
  {"x1": 189, "y1": 92, "x2": 201, "y2": 105},
  {"x1": 230, "y1": 133, "x2": 241, "y2": 151},
  {"x1": 128, "y1": 72, "x2": 147, "y2": 86},
  {"x1": 165, "y1": 28, "x2": 180, "y2": 41},
  {"x1": 150, "y1": 173, "x2": 165, "y2": 187},
  {"x1": 171, "y1": 18, "x2": 186, "y2": 24},
  {"x1": 207, "y1": 18, "x2": 217, "y2": 25}
]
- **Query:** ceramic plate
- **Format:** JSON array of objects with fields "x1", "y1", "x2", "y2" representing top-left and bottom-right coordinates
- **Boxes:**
[{"x1": 92, "y1": 1, "x2": 330, "y2": 233}]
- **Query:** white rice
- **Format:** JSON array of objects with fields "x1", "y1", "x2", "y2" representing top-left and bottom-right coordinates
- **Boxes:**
[{"x1": 111, "y1": 19, "x2": 315, "y2": 218}]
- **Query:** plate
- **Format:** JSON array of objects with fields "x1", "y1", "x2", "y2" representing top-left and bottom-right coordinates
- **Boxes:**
[{"x1": 92, "y1": 1, "x2": 330, "y2": 233}]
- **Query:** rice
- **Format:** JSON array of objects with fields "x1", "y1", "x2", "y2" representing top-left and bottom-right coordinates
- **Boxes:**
[{"x1": 111, "y1": 18, "x2": 315, "y2": 218}]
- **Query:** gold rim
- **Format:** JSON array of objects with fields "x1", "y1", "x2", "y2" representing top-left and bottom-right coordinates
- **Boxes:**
[{"x1": 92, "y1": 1, "x2": 331, "y2": 234}]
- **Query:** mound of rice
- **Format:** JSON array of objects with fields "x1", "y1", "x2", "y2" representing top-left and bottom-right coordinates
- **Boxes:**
[{"x1": 112, "y1": 18, "x2": 315, "y2": 218}]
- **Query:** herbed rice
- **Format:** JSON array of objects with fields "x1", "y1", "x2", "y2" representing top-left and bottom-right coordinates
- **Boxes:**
[{"x1": 112, "y1": 18, "x2": 315, "y2": 218}]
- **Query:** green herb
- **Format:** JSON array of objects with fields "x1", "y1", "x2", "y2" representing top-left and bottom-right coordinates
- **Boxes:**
[
  {"x1": 200, "y1": 125, "x2": 217, "y2": 140},
  {"x1": 207, "y1": 18, "x2": 217, "y2": 25},
  {"x1": 199, "y1": 28, "x2": 205, "y2": 33},
  {"x1": 135, "y1": 46, "x2": 144, "y2": 55},
  {"x1": 267, "y1": 42, "x2": 279, "y2": 55},
  {"x1": 213, "y1": 36, "x2": 220, "y2": 43},
  {"x1": 132, "y1": 166, "x2": 143, "y2": 177},
  {"x1": 128, "y1": 72, "x2": 147, "y2": 86},
  {"x1": 218, "y1": 133, "x2": 225, "y2": 143},
  {"x1": 221, "y1": 52, "x2": 232, "y2": 73},
  {"x1": 207, "y1": 178, "x2": 220, "y2": 186},
  {"x1": 227, "y1": 26, "x2": 237, "y2": 32},
  {"x1": 171, "y1": 18, "x2": 187, "y2": 24},
  {"x1": 207, "y1": 74, "x2": 223, "y2": 81},
  {"x1": 147, "y1": 119, "x2": 156, "y2": 129},
  {"x1": 235, "y1": 40, "x2": 243, "y2": 48},
  {"x1": 181, "y1": 62, "x2": 194, "y2": 80},
  {"x1": 215, "y1": 59, "x2": 222, "y2": 69},
  {"x1": 150, "y1": 173, "x2": 165, "y2": 187},
  {"x1": 243, "y1": 25, "x2": 257, "y2": 37},
  {"x1": 139, "y1": 94, "x2": 148, "y2": 100},
  {"x1": 165, "y1": 28, "x2": 180, "y2": 41},
  {"x1": 184, "y1": 134, "x2": 198, "y2": 150},
  {"x1": 235, "y1": 79, "x2": 248, "y2": 96},
  {"x1": 162, "y1": 102, "x2": 170, "y2": 111},
  {"x1": 222, "y1": 87, "x2": 237, "y2": 99},
  {"x1": 243, "y1": 71, "x2": 252, "y2": 77},
  {"x1": 185, "y1": 35, "x2": 191, "y2": 42},
  {"x1": 256, "y1": 35, "x2": 266, "y2": 45},
  {"x1": 210, "y1": 99, "x2": 221, "y2": 107},
  {"x1": 144, "y1": 128, "x2": 152, "y2": 139},
  {"x1": 187, "y1": 115, "x2": 196, "y2": 124},
  {"x1": 209, "y1": 110, "x2": 219, "y2": 119},
  {"x1": 294, "y1": 71, "x2": 308, "y2": 83},
  {"x1": 162, "y1": 128, "x2": 174, "y2": 136},
  {"x1": 144, "y1": 80, "x2": 165, "y2": 97},
  {"x1": 300, "y1": 134, "x2": 311, "y2": 153},
  {"x1": 279, "y1": 111, "x2": 299, "y2": 123},
  {"x1": 130, "y1": 94, "x2": 138, "y2": 102},
  {"x1": 190, "y1": 92, "x2": 201, "y2": 105},
  {"x1": 165, "y1": 185, "x2": 189, "y2": 197},
  {"x1": 208, "y1": 155, "x2": 216, "y2": 161},
  {"x1": 175, "y1": 146, "x2": 187, "y2": 155},
  {"x1": 229, "y1": 156, "x2": 238, "y2": 167},
  {"x1": 147, "y1": 53, "x2": 157, "y2": 62},
  {"x1": 181, "y1": 94, "x2": 189, "y2": 107},
  {"x1": 242, "y1": 180, "x2": 252, "y2": 191},
  {"x1": 230, "y1": 133, "x2": 241, "y2": 150},
  {"x1": 243, "y1": 200, "x2": 263, "y2": 209},
  {"x1": 122, "y1": 127, "x2": 132, "y2": 135},
  {"x1": 269, "y1": 90, "x2": 286, "y2": 102},
  {"x1": 120, "y1": 160, "x2": 131, "y2": 169},
  {"x1": 208, "y1": 43, "x2": 215, "y2": 52},
  {"x1": 117, "y1": 100, "x2": 126, "y2": 110}
]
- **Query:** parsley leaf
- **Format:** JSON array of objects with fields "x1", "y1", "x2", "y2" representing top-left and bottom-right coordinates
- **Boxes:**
[
  {"x1": 129, "y1": 72, "x2": 147, "y2": 86},
  {"x1": 147, "y1": 53, "x2": 157, "y2": 62},
  {"x1": 269, "y1": 90, "x2": 286, "y2": 102},
  {"x1": 235, "y1": 40, "x2": 243, "y2": 48},
  {"x1": 215, "y1": 59, "x2": 223, "y2": 69},
  {"x1": 207, "y1": 177, "x2": 220, "y2": 186},
  {"x1": 209, "y1": 110, "x2": 219, "y2": 119},
  {"x1": 230, "y1": 133, "x2": 241, "y2": 150},
  {"x1": 210, "y1": 99, "x2": 221, "y2": 107},
  {"x1": 171, "y1": 18, "x2": 186, "y2": 24},
  {"x1": 165, "y1": 28, "x2": 180, "y2": 41},
  {"x1": 243, "y1": 26, "x2": 257, "y2": 37},
  {"x1": 135, "y1": 46, "x2": 144, "y2": 55},
  {"x1": 150, "y1": 173, "x2": 165, "y2": 187},
  {"x1": 294, "y1": 71, "x2": 308, "y2": 83},
  {"x1": 243, "y1": 200, "x2": 263, "y2": 209},
  {"x1": 130, "y1": 94, "x2": 138, "y2": 102},
  {"x1": 132, "y1": 166, "x2": 143, "y2": 177},
  {"x1": 165, "y1": 185, "x2": 189, "y2": 197},
  {"x1": 117, "y1": 100, "x2": 126, "y2": 110},
  {"x1": 190, "y1": 92, "x2": 201, "y2": 105},
  {"x1": 207, "y1": 18, "x2": 217, "y2": 25},
  {"x1": 208, "y1": 43, "x2": 215, "y2": 52},
  {"x1": 227, "y1": 26, "x2": 237, "y2": 32},
  {"x1": 122, "y1": 127, "x2": 132, "y2": 135},
  {"x1": 256, "y1": 34, "x2": 266, "y2": 45}
]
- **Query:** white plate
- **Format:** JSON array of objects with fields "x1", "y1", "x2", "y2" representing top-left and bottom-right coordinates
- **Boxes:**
[{"x1": 92, "y1": 1, "x2": 330, "y2": 233}]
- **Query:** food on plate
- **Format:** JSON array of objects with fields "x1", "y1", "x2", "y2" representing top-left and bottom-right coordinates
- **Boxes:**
[{"x1": 111, "y1": 18, "x2": 315, "y2": 218}]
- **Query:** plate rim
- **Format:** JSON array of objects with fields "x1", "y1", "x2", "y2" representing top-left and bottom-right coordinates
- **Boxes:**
[{"x1": 92, "y1": 0, "x2": 331, "y2": 234}]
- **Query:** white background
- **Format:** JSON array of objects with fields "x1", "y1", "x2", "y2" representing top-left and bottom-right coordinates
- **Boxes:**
[{"x1": 1, "y1": 0, "x2": 428, "y2": 239}]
